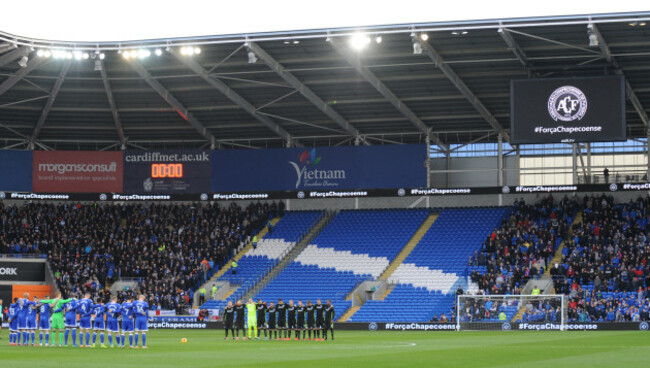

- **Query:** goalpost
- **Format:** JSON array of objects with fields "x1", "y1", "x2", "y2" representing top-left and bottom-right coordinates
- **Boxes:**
[{"x1": 456, "y1": 294, "x2": 567, "y2": 331}]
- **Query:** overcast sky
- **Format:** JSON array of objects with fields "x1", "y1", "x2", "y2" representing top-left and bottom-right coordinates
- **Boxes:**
[{"x1": 1, "y1": 0, "x2": 648, "y2": 42}]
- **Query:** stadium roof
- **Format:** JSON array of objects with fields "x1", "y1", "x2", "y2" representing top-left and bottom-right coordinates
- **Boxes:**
[{"x1": 1, "y1": 11, "x2": 650, "y2": 151}]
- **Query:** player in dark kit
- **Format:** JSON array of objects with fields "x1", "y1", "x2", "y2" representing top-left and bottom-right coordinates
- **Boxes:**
[
  {"x1": 234, "y1": 300, "x2": 246, "y2": 340},
  {"x1": 315, "y1": 299, "x2": 325, "y2": 340},
  {"x1": 256, "y1": 299, "x2": 267, "y2": 340},
  {"x1": 323, "y1": 299, "x2": 335, "y2": 340},
  {"x1": 286, "y1": 300, "x2": 296, "y2": 340},
  {"x1": 267, "y1": 302, "x2": 277, "y2": 339},
  {"x1": 276, "y1": 299, "x2": 287, "y2": 339},
  {"x1": 223, "y1": 301, "x2": 235, "y2": 340},
  {"x1": 306, "y1": 300, "x2": 316, "y2": 340},
  {"x1": 296, "y1": 301, "x2": 306, "y2": 340}
]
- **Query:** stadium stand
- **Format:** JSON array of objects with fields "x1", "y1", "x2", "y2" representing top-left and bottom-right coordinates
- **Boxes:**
[
  {"x1": 553, "y1": 195, "x2": 650, "y2": 322},
  {"x1": 0, "y1": 201, "x2": 274, "y2": 312},
  {"x1": 469, "y1": 195, "x2": 578, "y2": 296},
  {"x1": 199, "y1": 211, "x2": 323, "y2": 311},
  {"x1": 352, "y1": 207, "x2": 508, "y2": 322},
  {"x1": 254, "y1": 209, "x2": 430, "y2": 321}
]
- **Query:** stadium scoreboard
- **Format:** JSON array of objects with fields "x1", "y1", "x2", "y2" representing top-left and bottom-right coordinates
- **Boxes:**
[{"x1": 123, "y1": 150, "x2": 211, "y2": 194}]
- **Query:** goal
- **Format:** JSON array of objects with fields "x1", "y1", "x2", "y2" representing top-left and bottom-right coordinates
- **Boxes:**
[{"x1": 456, "y1": 294, "x2": 567, "y2": 331}]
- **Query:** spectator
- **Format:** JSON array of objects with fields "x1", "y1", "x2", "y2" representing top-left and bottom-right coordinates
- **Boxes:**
[
  {"x1": 603, "y1": 168, "x2": 610, "y2": 183},
  {"x1": 231, "y1": 260, "x2": 238, "y2": 275},
  {"x1": 252, "y1": 235, "x2": 258, "y2": 250},
  {"x1": 197, "y1": 309, "x2": 209, "y2": 322}
]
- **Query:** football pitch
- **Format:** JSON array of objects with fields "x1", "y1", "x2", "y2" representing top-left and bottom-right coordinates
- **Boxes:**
[{"x1": 1, "y1": 330, "x2": 648, "y2": 367}]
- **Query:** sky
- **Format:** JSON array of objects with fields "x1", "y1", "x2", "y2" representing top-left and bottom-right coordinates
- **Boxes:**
[{"x1": 0, "y1": 0, "x2": 648, "y2": 42}]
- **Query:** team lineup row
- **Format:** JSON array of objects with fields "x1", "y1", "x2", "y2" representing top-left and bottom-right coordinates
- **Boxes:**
[
  {"x1": 222, "y1": 298, "x2": 336, "y2": 341},
  {"x1": 6, "y1": 292, "x2": 150, "y2": 348}
]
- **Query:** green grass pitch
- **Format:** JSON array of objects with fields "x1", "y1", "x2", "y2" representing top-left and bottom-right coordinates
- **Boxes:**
[{"x1": 1, "y1": 330, "x2": 648, "y2": 367}]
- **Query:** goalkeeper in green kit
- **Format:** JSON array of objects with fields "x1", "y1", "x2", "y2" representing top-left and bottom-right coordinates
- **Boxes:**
[
  {"x1": 43, "y1": 292, "x2": 73, "y2": 347},
  {"x1": 246, "y1": 298, "x2": 257, "y2": 340}
]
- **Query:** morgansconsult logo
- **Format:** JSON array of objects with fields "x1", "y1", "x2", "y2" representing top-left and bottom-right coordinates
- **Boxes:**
[
  {"x1": 369, "y1": 322, "x2": 378, "y2": 331},
  {"x1": 548, "y1": 85, "x2": 588, "y2": 122},
  {"x1": 501, "y1": 322, "x2": 511, "y2": 331},
  {"x1": 288, "y1": 148, "x2": 346, "y2": 189},
  {"x1": 640, "y1": 322, "x2": 649, "y2": 331}
]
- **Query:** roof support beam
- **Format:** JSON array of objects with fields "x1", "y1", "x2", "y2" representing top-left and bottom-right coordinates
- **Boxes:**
[
  {"x1": 0, "y1": 46, "x2": 28, "y2": 68},
  {"x1": 329, "y1": 37, "x2": 447, "y2": 151},
  {"x1": 0, "y1": 57, "x2": 49, "y2": 97},
  {"x1": 589, "y1": 24, "x2": 649, "y2": 127},
  {"x1": 246, "y1": 41, "x2": 367, "y2": 144},
  {"x1": 126, "y1": 59, "x2": 220, "y2": 148},
  {"x1": 416, "y1": 35, "x2": 511, "y2": 142},
  {"x1": 98, "y1": 60, "x2": 126, "y2": 146},
  {"x1": 31, "y1": 59, "x2": 71, "y2": 142},
  {"x1": 171, "y1": 50, "x2": 299, "y2": 147},
  {"x1": 498, "y1": 28, "x2": 532, "y2": 71}
]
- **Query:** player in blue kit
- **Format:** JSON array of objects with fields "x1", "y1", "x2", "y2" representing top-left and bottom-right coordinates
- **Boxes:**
[
  {"x1": 132, "y1": 294, "x2": 149, "y2": 349},
  {"x1": 92, "y1": 302, "x2": 107, "y2": 348},
  {"x1": 105, "y1": 296, "x2": 121, "y2": 348},
  {"x1": 8, "y1": 298, "x2": 19, "y2": 345},
  {"x1": 77, "y1": 293, "x2": 97, "y2": 347},
  {"x1": 35, "y1": 295, "x2": 58, "y2": 346},
  {"x1": 17, "y1": 293, "x2": 34, "y2": 346},
  {"x1": 60, "y1": 298, "x2": 78, "y2": 347},
  {"x1": 25, "y1": 295, "x2": 38, "y2": 346},
  {"x1": 120, "y1": 297, "x2": 134, "y2": 348}
]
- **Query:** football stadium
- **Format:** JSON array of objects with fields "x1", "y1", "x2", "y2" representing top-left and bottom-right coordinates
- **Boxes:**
[{"x1": 2, "y1": 1, "x2": 650, "y2": 366}]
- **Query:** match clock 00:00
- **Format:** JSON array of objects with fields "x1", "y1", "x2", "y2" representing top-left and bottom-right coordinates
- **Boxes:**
[{"x1": 151, "y1": 163, "x2": 183, "y2": 178}]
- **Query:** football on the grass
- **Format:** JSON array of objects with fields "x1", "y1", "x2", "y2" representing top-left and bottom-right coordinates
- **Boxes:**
[{"x1": 181, "y1": 338, "x2": 188, "y2": 343}]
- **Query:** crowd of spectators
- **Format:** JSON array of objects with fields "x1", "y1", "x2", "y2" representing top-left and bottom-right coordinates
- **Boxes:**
[
  {"x1": 0, "y1": 201, "x2": 282, "y2": 311},
  {"x1": 464, "y1": 194, "x2": 650, "y2": 323},
  {"x1": 468, "y1": 195, "x2": 578, "y2": 295},
  {"x1": 552, "y1": 194, "x2": 650, "y2": 321}
]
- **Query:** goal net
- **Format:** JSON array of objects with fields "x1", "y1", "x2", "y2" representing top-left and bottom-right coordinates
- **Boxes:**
[{"x1": 456, "y1": 294, "x2": 567, "y2": 331}]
